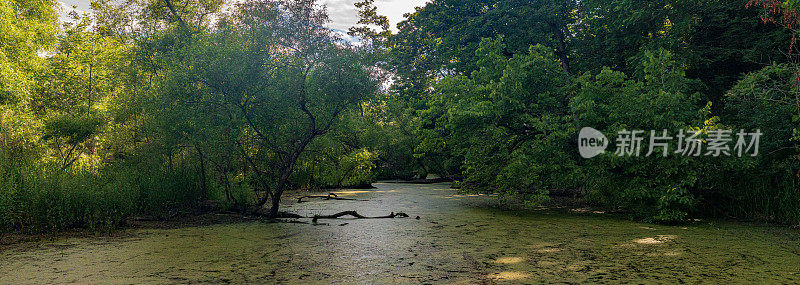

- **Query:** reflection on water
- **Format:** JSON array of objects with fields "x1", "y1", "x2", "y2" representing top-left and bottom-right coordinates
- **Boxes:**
[{"x1": 1, "y1": 183, "x2": 800, "y2": 283}]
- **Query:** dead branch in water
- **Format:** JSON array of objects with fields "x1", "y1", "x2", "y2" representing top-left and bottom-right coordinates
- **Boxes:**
[
  {"x1": 257, "y1": 209, "x2": 411, "y2": 223},
  {"x1": 297, "y1": 193, "x2": 367, "y2": 203},
  {"x1": 311, "y1": 211, "x2": 409, "y2": 223}
]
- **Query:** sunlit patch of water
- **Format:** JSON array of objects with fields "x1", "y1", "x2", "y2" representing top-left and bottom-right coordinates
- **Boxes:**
[
  {"x1": 633, "y1": 235, "x2": 677, "y2": 245},
  {"x1": 487, "y1": 271, "x2": 531, "y2": 280},
  {"x1": 646, "y1": 250, "x2": 683, "y2": 257},
  {"x1": 493, "y1": 256, "x2": 525, "y2": 264},
  {"x1": 333, "y1": 190, "x2": 375, "y2": 196},
  {"x1": 537, "y1": 247, "x2": 561, "y2": 253}
]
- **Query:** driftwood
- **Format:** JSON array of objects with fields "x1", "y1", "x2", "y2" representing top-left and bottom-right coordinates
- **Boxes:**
[
  {"x1": 297, "y1": 193, "x2": 367, "y2": 203},
  {"x1": 258, "y1": 210, "x2": 413, "y2": 225},
  {"x1": 312, "y1": 211, "x2": 409, "y2": 223}
]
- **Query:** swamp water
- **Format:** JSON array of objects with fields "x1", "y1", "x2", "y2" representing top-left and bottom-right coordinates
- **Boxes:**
[{"x1": 1, "y1": 183, "x2": 799, "y2": 283}]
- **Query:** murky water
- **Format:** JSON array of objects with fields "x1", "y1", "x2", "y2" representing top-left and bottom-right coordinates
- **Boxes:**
[{"x1": 1, "y1": 183, "x2": 799, "y2": 284}]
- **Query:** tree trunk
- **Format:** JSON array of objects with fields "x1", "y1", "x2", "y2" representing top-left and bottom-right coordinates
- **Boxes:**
[
  {"x1": 549, "y1": 22, "x2": 572, "y2": 77},
  {"x1": 264, "y1": 160, "x2": 297, "y2": 217},
  {"x1": 268, "y1": 190, "x2": 282, "y2": 218},
  {"x1": 263, "y1": 135, "x2": 314, "y2": 217},
  {"x1": 268, "y1": 172, "x2": 290, "y2": 218}
]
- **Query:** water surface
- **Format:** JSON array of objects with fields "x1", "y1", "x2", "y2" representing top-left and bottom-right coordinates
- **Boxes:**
[{"x1": 1, "y1": 183, "x2": 799, "y2": 283}]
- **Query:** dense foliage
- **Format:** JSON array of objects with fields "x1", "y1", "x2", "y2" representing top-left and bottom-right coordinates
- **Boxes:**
[
  {"x1": 2, "y1": 0, "x2": 799, "y2": 233},
  {"x1": 380, "y1": 0, "x2": 800, "y2": 223},
  {"x1": 1, "y1": 0, "x2": 380, "y2": 233}
]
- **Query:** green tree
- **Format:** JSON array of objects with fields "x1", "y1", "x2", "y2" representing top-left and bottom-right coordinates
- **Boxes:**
[
  {"x1": 0, "y1": 0, "x2": 58, "y2": 157},
  {"x1": 33, "y1": 17, "x2": 127, "y2": 170},
  {"x1": 416, "y1": 38, "x2": 576, "y2": 203},
  {"x1": 140, "y1": 0, "x2": 378, "y2": 216},
  {"x1": 572, "y1": 50, "x2": 708, "y2": 222},
  {"x1": 0, "y1": 0, "x2": 58, "y2": 103}
]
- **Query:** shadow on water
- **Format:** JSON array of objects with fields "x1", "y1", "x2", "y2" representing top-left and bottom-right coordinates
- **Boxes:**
[{"x1": 1, "y1": 183, "x2": 799, "y2": 283}]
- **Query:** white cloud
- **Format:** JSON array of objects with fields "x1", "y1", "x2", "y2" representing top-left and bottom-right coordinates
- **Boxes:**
[
  {"x1": 319, "y1": 0, "x2": 427, "y2": 32},
  {"x1": 57, "y1": 0, "x2": 92, "y2": 23},
  {"x1": 375, "y1": 0, "x2": 427, "y2": 31},
  {"x1": 57, "y1": 0, "x2": 428, "y2": 31}
]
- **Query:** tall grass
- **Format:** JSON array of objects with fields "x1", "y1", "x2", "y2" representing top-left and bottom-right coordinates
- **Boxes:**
[
  {"x1": 702, "y1": 157, "x2": 800, "y2": 225},
  {"x1": 0, "y1": 153, "x2": 206, "y2": 234}
]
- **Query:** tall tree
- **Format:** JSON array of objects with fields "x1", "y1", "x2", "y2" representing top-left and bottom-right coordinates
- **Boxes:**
[
  {"x1": 0, "y1": 0, "x2": 59, "y2": 157},
  {"x1": 140, "y1": 0, "x2": 377, "y2": 216}
]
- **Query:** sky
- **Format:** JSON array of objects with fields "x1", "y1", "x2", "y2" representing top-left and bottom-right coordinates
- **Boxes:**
[{"x1": 57, "y1": 0, "x2": 428, "y2": 32}]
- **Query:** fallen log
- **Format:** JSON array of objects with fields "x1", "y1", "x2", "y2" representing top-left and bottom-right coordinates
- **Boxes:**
[
  {"x1": 312, "y1": 211, "x2": 409, "y2": 223},
  {"x1": 297, "y1": 193, "x2": 367, "y2": 203}
]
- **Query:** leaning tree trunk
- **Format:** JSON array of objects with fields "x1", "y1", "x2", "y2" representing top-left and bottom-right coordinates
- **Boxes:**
[
  {"x1": 263, "y1": 134, "x2": 314, "y2": 217},
  {"x1": 266, "y1": 163, "x2": 294, "y2": 218},
  {"x1": 268, "y1": 181, "x2": 285, "y2": 218}
]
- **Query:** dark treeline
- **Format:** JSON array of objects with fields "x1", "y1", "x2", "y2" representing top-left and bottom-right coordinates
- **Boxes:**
[
  {"x1": 380, "y1": 0, "x2": 800, "y2": 223},
  {"x1": 1, "y1": 0, "x2": 799, "y2": 234}
]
